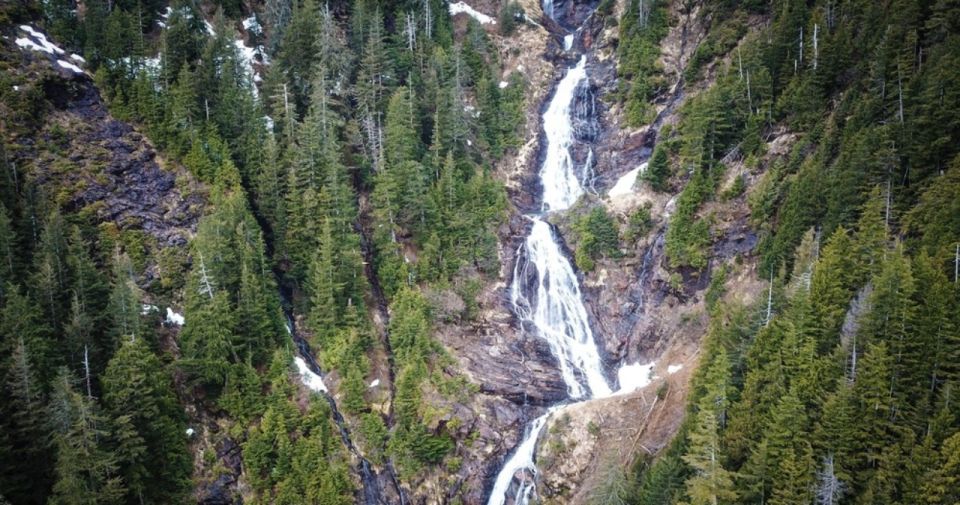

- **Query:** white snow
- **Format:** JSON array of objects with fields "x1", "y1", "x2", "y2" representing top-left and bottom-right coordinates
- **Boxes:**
[
  {"x1": 57, "y1": 59, "x2": 83, "y2": 73},
  {"x1": 165, "y1": 308, "x2": 185, "y2": 326},
  {"x1": 616, "y1": 361, "x2": 656, "y2": 394},
  {"x1": 448, "y1": 1, "x2": 496, "y2": 24},
  {"x1": 185, "y1": 428, "x2": 195, "y2": 436},
  {"x1": 368, "y1": 379, "x2": 380, "y2": 388},
  {"x1": 141, "y1": 304, "x2": 158, "y2": 315},
  {"x1": 667, "y1": 364, "x2": 683, "y2": 374},
  {"x1": 293, "y1": 357, "x2": 328, "y2": 393},
  {"x1": 13, "y1": 86, "x2": 19, "y2": 91},
  {"x1": 70, "y1": 53, "x2": 85, "y2": 63},
  {"x1": 499, "y1": 80, "x2": 509, "y2": 89},
  {"x1": 233, "y1": 39, "x2": 261, "y2": 96},
  {"x1": 18, "y1": 25, "x2": 66, "y2": 55},
  {"x1": 608, "y1": 162, "x2": 647, "y2": 198}
]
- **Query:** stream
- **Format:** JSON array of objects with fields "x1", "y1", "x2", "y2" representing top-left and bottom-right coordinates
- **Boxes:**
[{"x1": 487, "y1": 9, "x2": 615, "y2": 504}]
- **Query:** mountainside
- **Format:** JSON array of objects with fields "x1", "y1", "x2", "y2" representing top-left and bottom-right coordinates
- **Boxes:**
[{"x1": 1, "y1": 0, "x2": 960, "y2": 503}]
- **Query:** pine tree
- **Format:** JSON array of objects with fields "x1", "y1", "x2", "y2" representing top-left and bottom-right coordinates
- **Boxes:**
[
  {"x1": 308, "y1": 218, "x2": 339, "y2": 341},
  {"x1": 48, "y1": 368, "x2": 125, "y2": 505},
  {"x1": 108, "y1": 250, "x2": 141, "y2": 348},
  {"x1": 642, "y1": 144, "x2": 671, "y2": 192},
  {"x1": 1, "y1": 337, "x2": 52, "y2": 504},
  {"x1": 682, "y1": 349, "x2": 737, "y2": 505},
  {"x1": 0, "y1": 204, "x2": 16, "y2": 288},
  {"x1": 102, "y1": 337, "x2": 191, "y2": 504}
]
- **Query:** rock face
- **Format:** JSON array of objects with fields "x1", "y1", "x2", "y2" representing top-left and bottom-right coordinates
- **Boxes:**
[{"x1": 4, "y1": 26, "x2": 203, "y2": 257}]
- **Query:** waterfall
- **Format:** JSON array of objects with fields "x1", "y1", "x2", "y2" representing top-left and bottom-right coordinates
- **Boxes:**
[
  {"x1": 488, "y1": 41, "x2": 612, "y2": 504},
  {"x1": 486, "y1": 409, "x2": 555, "y2": 505},
  {"x1": 540, "y1": 56, "x2": 588, "y2": 212},
  {"x1": 512, "y1": 219, "x2": 612, "y2": 399}
]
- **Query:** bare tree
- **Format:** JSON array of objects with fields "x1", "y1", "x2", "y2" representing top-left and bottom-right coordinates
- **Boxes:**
[{"x1": 815, "y1": 454, "x2": 846, "y2": 505}]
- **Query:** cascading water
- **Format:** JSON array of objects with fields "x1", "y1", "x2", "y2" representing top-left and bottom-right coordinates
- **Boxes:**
[
  {"x1": 511, "y1": 219, "x2": 611, "y2": 399},
  {"x1": 539, "y1": 56, "x2": 588, "y2": 212},
  {"x1": 487, "y1": 25, "x2": 613, "y2": 505}
]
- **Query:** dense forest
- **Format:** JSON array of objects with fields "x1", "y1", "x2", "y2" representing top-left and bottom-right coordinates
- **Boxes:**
[
  {"x1": 1, "y1": 0, "x2": 959, "y2": 502},
  {"x1": 625, "y1": 0, "x2": 960, "y2": 503}
]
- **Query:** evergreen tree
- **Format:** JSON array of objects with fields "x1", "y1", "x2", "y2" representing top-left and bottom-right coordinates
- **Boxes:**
[
  {"x1": 102, "y1": 337, "x2": 190, "y2": 504},
  {"x1": 682, "y1": 349, "x2": 737, "y2": 505},
  {"x1": 48, "y1": 368, "x2": 125, "y2": 505}
]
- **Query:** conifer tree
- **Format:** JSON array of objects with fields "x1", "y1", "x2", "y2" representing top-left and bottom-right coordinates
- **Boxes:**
[
  {"x1": 48, "y1": 368, "x2": 125, "y2": 505},
  {"x1": 102, "y1": 337, "x2": 190, "y2": 504},
  {"x1": 682, "y1": 349, "x2": 737, "y2": 505}
]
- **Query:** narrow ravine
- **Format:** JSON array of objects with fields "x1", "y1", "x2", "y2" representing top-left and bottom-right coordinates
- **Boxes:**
[
  {"x1": 280, "y1": 296, "x2": 387, "y2": 504},
  {"x1": 487, "y1": 12, "x2": 614, "y2": 504}
]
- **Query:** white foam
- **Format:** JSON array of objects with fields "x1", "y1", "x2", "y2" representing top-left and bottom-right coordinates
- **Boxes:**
[
  {"x1": 448, "y1": 1, "x2": 496, "y2": 24},
  {"x1": 512, "y1": 218, "x2": 613, "y2": 399},
  {"x1": 243, "y1": 15, "x2": 259, "y2": 31},
  {"x1": 141, "y1": 304, "x2": 158, "y2": 315},
  {"x1": 616, "y1": 361, "x2": 656, "y2": 394},
  {"x1": 539, "y1": 56, "x2": 588, "y2": 211},
  {"x1": 487, "y1": 407, "x2": 558, "y2": 505},
  {"x1": 293, "y1": 356, "x2": 328, "y2": 393},
  {"x1": 563, "y1": 34, "x2": 574, "y2": 51}
]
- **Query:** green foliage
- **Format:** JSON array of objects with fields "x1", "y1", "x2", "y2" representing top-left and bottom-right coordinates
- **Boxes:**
[
  {"x1": 642, "y1": 144, "x2": 671, "y2": 192},
  {"x1": 623, "y1": 203, "x2": 654, "y2": 244},
  {"x1": 499, "y1": 2, "x2": 526, "y2": 36},
  {"x1": 573, "y1": 207, "x2": 621, "y2": 272},
  {"x1": 102, "y1": 337, "x2": 191, "y2": 504},
  {"x1": 617, "y1": 0, "x2": 670, "y2": 126}
]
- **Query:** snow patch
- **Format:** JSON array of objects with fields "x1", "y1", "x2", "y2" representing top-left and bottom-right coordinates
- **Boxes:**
[
  {"x1": 185, "y1": 428, "x2": 195, "y2": 436},
  {"x1": 70, "y1": 53, "x2": 85, "y2": 63},
  {"x1": 667, "y1": 364, "x2": 683, "y2": 374},
  {"x1": 608, "y1": 162, "x2": 647, "y2": 198},
  {"x1": 165, "y1": 308, "x2": 185, "y2": 326},
  {"x1": 448, "y1": 1, "x2": 496, "y2": 24},
  {"x1": 17, "y1": 25, "x2": 66, "y2": 55},
  {"x1": 294, "y1": 357, "x2": 328, "y2": 393},
  {"x1": 233, "y1": 39, "x2": 261, "y2": 96},
  {"x1": 13, "y1": 85, "x2": 19, "y2": 91},
  {"x1": 57, "y1": 59, "x2": 83, "y2": 73},
  {"x1": 616, "y1": 361, "x2": 656, "y2": 394},
  {"x1": 499, "y1": 80, "x2": 509, "y2": 89},
  {"x1": 141, "y1": 304, "x2": 158, "y2": 315},
  {"x1": 369, "y1": 379, "x2": 380, "y2": 388}
]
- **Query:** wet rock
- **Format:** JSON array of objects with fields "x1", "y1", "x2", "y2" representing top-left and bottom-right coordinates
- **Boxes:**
[{"x1": 197, "y1": 475, "x2": 238, "y2": 505}]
